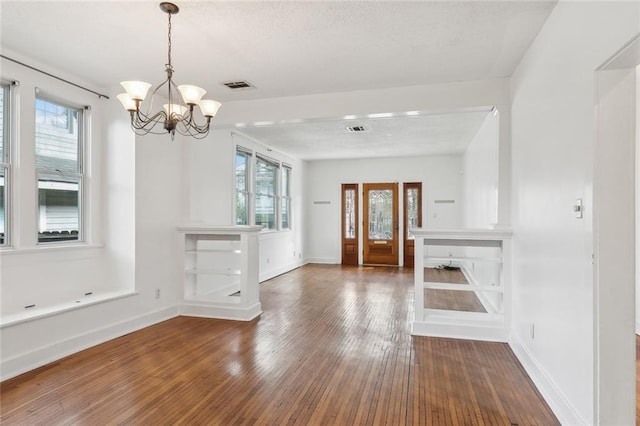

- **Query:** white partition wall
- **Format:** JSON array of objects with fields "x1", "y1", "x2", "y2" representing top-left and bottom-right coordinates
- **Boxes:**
[
  {"x1": 411, "y1": 228, "x2": 512, "y2": 342},
  {"x1": 178, "y1": 225, "x2": 263, "y2": 321}
]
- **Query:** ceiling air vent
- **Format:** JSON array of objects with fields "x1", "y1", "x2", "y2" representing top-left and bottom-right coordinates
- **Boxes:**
[
  {"x1": 345, "y1": 125, "x2": 367, "y2": 133},
  {"x1": 222, "y1": 80, "x2": 254, "y2": 90}
]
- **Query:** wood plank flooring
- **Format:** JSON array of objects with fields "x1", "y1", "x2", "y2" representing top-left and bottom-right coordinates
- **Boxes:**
[
  {"x1": 1, "y1": 264, "x2": 558, "y2": 425},
  {"x1": 424, "y1": 267, "x2": 487, "y2": 313}
]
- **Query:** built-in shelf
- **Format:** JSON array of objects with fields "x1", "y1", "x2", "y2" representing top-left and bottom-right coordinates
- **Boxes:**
[{"x1": 177, "y1": 225, "x2": 263, "y2": 321}]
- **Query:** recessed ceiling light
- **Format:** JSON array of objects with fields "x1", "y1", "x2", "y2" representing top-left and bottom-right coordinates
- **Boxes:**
[{"x1": 368, "y1": 112, "x2": 393, "y2": 119}]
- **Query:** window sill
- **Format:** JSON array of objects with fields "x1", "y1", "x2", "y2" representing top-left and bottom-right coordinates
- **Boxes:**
[
  {"x1": 0, "y1": 290, "x2": 138, "y2": 328},
  {"x1": 0, "y1": 242, "x2": 104, "y2": 256},
  {"x1": 259, "y1": 229, "x2": 293, "y2": 238}
]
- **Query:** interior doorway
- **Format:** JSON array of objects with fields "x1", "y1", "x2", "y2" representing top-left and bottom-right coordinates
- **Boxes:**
[
  {"x1": 362, "y1": 183, "x2": 399, "y2": 265},
  {"x1": 594, "y1": 34, "x2": 639, "y2": 423}
]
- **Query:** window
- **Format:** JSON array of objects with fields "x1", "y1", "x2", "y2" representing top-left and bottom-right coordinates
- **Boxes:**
[
  {"x1": 255, "y1": 156, "x2": 278, "y2": 230},
  {"x1": 234, "y1": 144, "x2": 292, "y2": 231},
  {"x1": 235, "y1": 148, "x2": 251, "y2": 225},
  {"x1": 0, "y1": 84, "x2": 8, "y2": 245},
  {"x1": 35, "y1": 97, "x2": 83, "y2": 243},
  {"x1": 281, "y1": 165, "x2": 291, "y2": 230}
]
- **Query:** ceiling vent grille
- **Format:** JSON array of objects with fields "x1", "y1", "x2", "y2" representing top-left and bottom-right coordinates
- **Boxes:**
[
  {"x1": 222, "y1": 80, "x2": 254, "y2": 90},
  {"x1": 345, "y1": 125, "x2": 367, "y2": 133}
]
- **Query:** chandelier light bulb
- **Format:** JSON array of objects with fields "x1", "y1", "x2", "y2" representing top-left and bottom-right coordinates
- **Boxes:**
[
  {"x1": 163, "y1": 103, "x2": 188, "y2": 117},
  {"x1": 198, "y1": 99, "x2": 222, "y2": 118},
  {"x1": 178, "y1": 85, "x2": 207, "y2": 105},
  {"x1": 117, "y1": 93, "x2": 137, "y2": 111},
  {"x1": 120, "y1": 81, "x2": 152, "y2": 101}
]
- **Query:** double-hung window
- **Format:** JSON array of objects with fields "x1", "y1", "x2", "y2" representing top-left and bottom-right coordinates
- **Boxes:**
[
  {"x1": 235, "y1": 147, "x2": 251, "y2": 225},
  {"x1": 281, "y1": 165, "x2": 291, "y2": 230},
  {"x1": 0, "y1": 83, "x2": 9, "y2": 245},
  {"x1": 35, "y1": 97, "x2": 84, "y2": 243},
  {"x1": 254, "y1": 155, "x2": 279, "y2": 230}
]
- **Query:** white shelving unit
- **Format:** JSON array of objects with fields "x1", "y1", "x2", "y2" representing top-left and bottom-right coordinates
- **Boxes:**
[
  {"x1": 177, "y1": 225, "x2": 263, "y2": 321},
  {"x1": 411, "y1": 228, "x2": 512, "y2": 342}
]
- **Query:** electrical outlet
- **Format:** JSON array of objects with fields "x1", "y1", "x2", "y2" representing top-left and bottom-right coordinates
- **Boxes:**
[{"x1": 155, "y1": 288, "x2": 161, "y2": 299}]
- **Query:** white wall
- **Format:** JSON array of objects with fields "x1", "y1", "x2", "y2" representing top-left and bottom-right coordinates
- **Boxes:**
[
  {"x1": 0, "y1": 57, "x2": 109, "y2": 317},
  {"x1": 462, "y1": 111, "x2": 499, "y2": 229},
  {"x1": 509, "y1": 2, "x2": 640, "y2": 424},
  {"x1": 0, "y1": 54, "x2": 180, "y2": 380},
  {"x1": 305, "y1": 155, "x2": 462, "y2": 264}
]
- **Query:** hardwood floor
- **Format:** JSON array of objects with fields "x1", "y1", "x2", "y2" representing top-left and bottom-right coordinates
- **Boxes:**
[
  {"x1": 1, "y1": 264, "x2": 558, "y2": 425},
  {"x1": 424, "y1": 267, "x2": 487, "y2": 313}
]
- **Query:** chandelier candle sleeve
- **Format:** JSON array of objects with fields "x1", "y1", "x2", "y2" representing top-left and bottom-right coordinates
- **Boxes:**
[{"x1": 117, "y1": 2, "x2": 221, "y2": 139}]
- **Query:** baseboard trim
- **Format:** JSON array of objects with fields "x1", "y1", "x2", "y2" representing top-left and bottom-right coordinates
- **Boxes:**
[
  {"x1": 412, "y1": 320, "x2": 507, "y2": 342},
  {"x1": 1, "y1": 305, "x2": 179, "y2": 382},
  {"x1": 508, "y1": 333, "x2": 586, "y2": 425},
  {"x1": 306, "y1": 257, "x2": 339, "y2": 264},
  {"x1": 259, "y1": 260, "x2": 306, "y2": 283},
  {"x1": 180, "y1": 302, "x2": 262, "y2": 321}
]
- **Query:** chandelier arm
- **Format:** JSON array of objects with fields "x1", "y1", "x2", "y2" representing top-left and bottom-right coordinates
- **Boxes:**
[
  {"x1": 175, "y1": 126, "x2": 210, "y2": 139},
  {"x1": 132, "y1": 110, "x2": 168, "y2": 131},
  {"x1": 176, "y1": 115, "x2": 211, "y2": 135}
]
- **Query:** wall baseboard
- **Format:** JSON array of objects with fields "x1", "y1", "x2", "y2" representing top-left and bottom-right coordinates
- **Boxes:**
[
  {"x1": 306, "y1": 257, "x2": 339, "y2": 264},
  {"x1": 259, "y1": 260, "x2": 306, "y2": 283},
  {"x1": 180, "y1": 302, "x2": 262, "y2": 321},
  {"x1": 508, "y1": 333, "x2": 586, "y2": 425},
  {"x1": 1, "y1": 305, "x2": 179, "y2": 382},
  {"x1": 412, "y1": 320, "x2": 507, "y2": 342}
]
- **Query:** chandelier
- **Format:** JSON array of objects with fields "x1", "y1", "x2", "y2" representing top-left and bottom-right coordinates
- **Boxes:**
[{"x1": 117, "y1": 2, "x2": 221, "y2": 140}]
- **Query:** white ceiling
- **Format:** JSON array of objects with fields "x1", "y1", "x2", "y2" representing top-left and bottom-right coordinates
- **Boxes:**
[
  {"x1": 236, "y1": 109, "x2": 492, "y2": 160},
  {"x1": 0, "y1": 0, "x2": 555, "y2": 160}
]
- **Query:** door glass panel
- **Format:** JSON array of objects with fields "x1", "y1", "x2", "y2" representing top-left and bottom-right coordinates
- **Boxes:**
[
  {"x1": 368, "y1": 189, "x2": 393, "y2": 240},
  {"x1": 344, "y1": 189, "x2": 355, "y2": 239},
  {"x1": 406, "y1": 188, "x2": 418, "y2": 240}
]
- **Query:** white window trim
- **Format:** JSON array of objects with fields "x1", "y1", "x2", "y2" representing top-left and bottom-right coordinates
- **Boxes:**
[{"x1": 0, "y1": 80, "x2": 16, "y2": 247}]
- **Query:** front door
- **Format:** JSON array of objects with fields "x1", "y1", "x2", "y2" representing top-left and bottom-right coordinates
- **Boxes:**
[{"x1": 363, "y1": 183, "x2": 399, "y2": 265}]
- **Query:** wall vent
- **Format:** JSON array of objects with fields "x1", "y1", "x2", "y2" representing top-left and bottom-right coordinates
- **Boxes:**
[
  {"x1": 345, "y1": 125, "x2": 367, "y2": 133},
  {"x1": 222, "y1": 80, "x2": 254, "y2": 90}
]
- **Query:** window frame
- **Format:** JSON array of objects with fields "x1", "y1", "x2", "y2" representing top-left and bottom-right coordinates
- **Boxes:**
[
  {"x1": 281, "y1": 164, "x2": 292, "y2": 230},
  {"x1": 254, "y1": 154, "x2": 279, "y2": 231},
  {"x1": 34, "y1": 95, "x2": 86, "y2": 245},
  {"x1": 0, "y1": 82, "x2": 12, "y2": 247},
  {"x1": 235, "y1": 146, "x2": 252, "y2": 226}
]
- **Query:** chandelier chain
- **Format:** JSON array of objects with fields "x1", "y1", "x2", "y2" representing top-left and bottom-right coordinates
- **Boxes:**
[{"x1": 167, "y1": 11, "x2": 172, "y2": 67}]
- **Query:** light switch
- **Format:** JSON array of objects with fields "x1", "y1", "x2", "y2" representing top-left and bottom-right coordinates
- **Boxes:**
[{"x1": 573, "y1": 198, "x2": 583, "y2": 219}]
